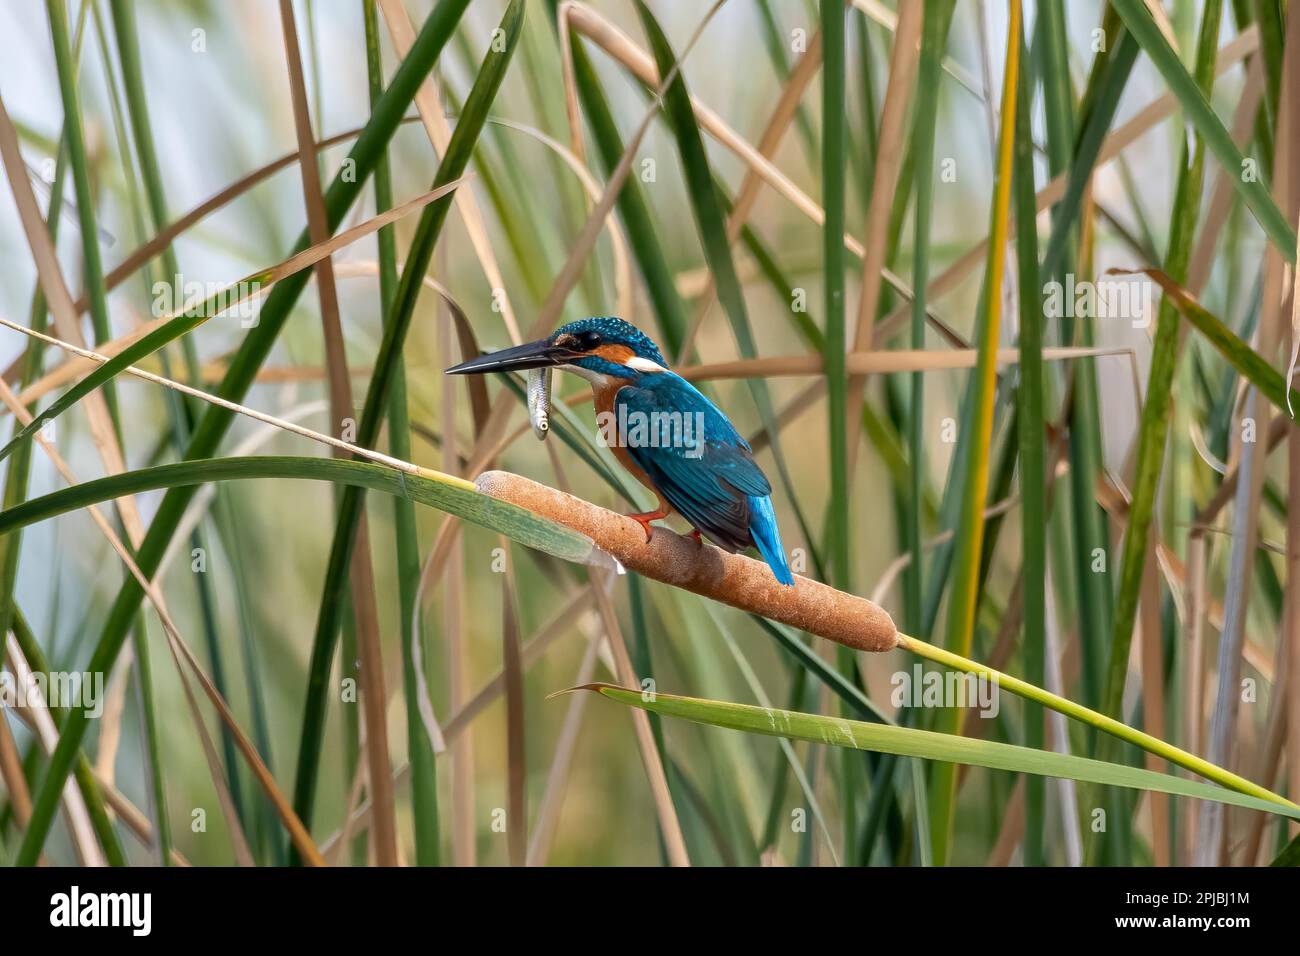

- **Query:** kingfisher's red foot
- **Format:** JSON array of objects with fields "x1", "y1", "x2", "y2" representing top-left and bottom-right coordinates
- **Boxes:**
[
  {"x1": 625, "y1": 507, "x2": 668, "y2": 542},
  {"x1": 689, "y1": 529, "x2": 704, "y2": 546}
]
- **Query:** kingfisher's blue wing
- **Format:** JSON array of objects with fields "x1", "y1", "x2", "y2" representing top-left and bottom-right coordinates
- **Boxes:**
[{"x1": 614, "y1": 375, "x2": 770, "y2": 553}]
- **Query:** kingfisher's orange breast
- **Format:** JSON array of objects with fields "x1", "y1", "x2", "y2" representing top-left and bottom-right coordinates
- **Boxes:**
[{"x1": 592, "y1": 379, "x2": 666, "y2": 508}]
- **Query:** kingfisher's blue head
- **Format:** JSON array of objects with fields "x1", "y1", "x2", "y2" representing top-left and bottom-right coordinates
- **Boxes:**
[{"x1": 445, "y1": 316, "x2": 670, "y2": 382}]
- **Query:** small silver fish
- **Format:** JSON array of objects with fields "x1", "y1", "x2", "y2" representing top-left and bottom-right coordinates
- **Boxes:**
[{"x1": 527, "y1": 366, "x2": 552, "y2": 441}]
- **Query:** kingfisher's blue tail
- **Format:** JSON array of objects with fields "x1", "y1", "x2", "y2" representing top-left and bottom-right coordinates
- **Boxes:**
[{"x1": 747, "y1": 495, "x2": 794, "y2": 586}]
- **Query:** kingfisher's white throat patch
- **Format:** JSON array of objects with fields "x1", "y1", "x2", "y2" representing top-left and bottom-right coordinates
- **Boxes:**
[
  {"x1": 624, "y1": 355, "x2": 669, "y2": 373},
  {"x1": 560, "y1": 362, "x2": 613, "y2": 387}
]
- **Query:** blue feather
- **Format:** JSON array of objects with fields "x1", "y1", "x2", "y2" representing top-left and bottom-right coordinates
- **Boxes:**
[
  {"x1": 746, "y1": 494, "x2": 794, "y2": 586},
  {"x1": 606, "y1": 363, "x2": 794, "y2": 586}
]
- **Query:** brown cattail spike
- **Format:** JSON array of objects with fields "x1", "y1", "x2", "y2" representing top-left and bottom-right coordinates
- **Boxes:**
[{"x1": 475, "y1": 470, "x2": 900, "y2": 653}]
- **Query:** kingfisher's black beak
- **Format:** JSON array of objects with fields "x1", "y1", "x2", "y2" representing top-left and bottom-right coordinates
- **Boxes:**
[{"x1": 444, "y1": 338, "x2": 573, "y2": 375}]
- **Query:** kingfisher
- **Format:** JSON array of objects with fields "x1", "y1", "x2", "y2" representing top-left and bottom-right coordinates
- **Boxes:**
[{"x1": 446, "y1": 317, "x2": 794, "y2": 586}]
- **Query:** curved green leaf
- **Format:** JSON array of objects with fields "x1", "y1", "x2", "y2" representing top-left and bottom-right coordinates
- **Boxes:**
[
  {"x1": 1127, "y1": 267, "x2": 1300, "y2": 421},
  {"x1": 580, "y1": 684, "x2": 1300, "y2": 822},
  {"x1": 0, "y1": 456, "x2": 594, "y2": 565}
]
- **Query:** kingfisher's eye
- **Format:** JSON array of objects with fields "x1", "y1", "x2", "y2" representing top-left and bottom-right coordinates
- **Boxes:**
[{"x1": 577, "y1": 330, "x2": 603, "y2": 350}]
